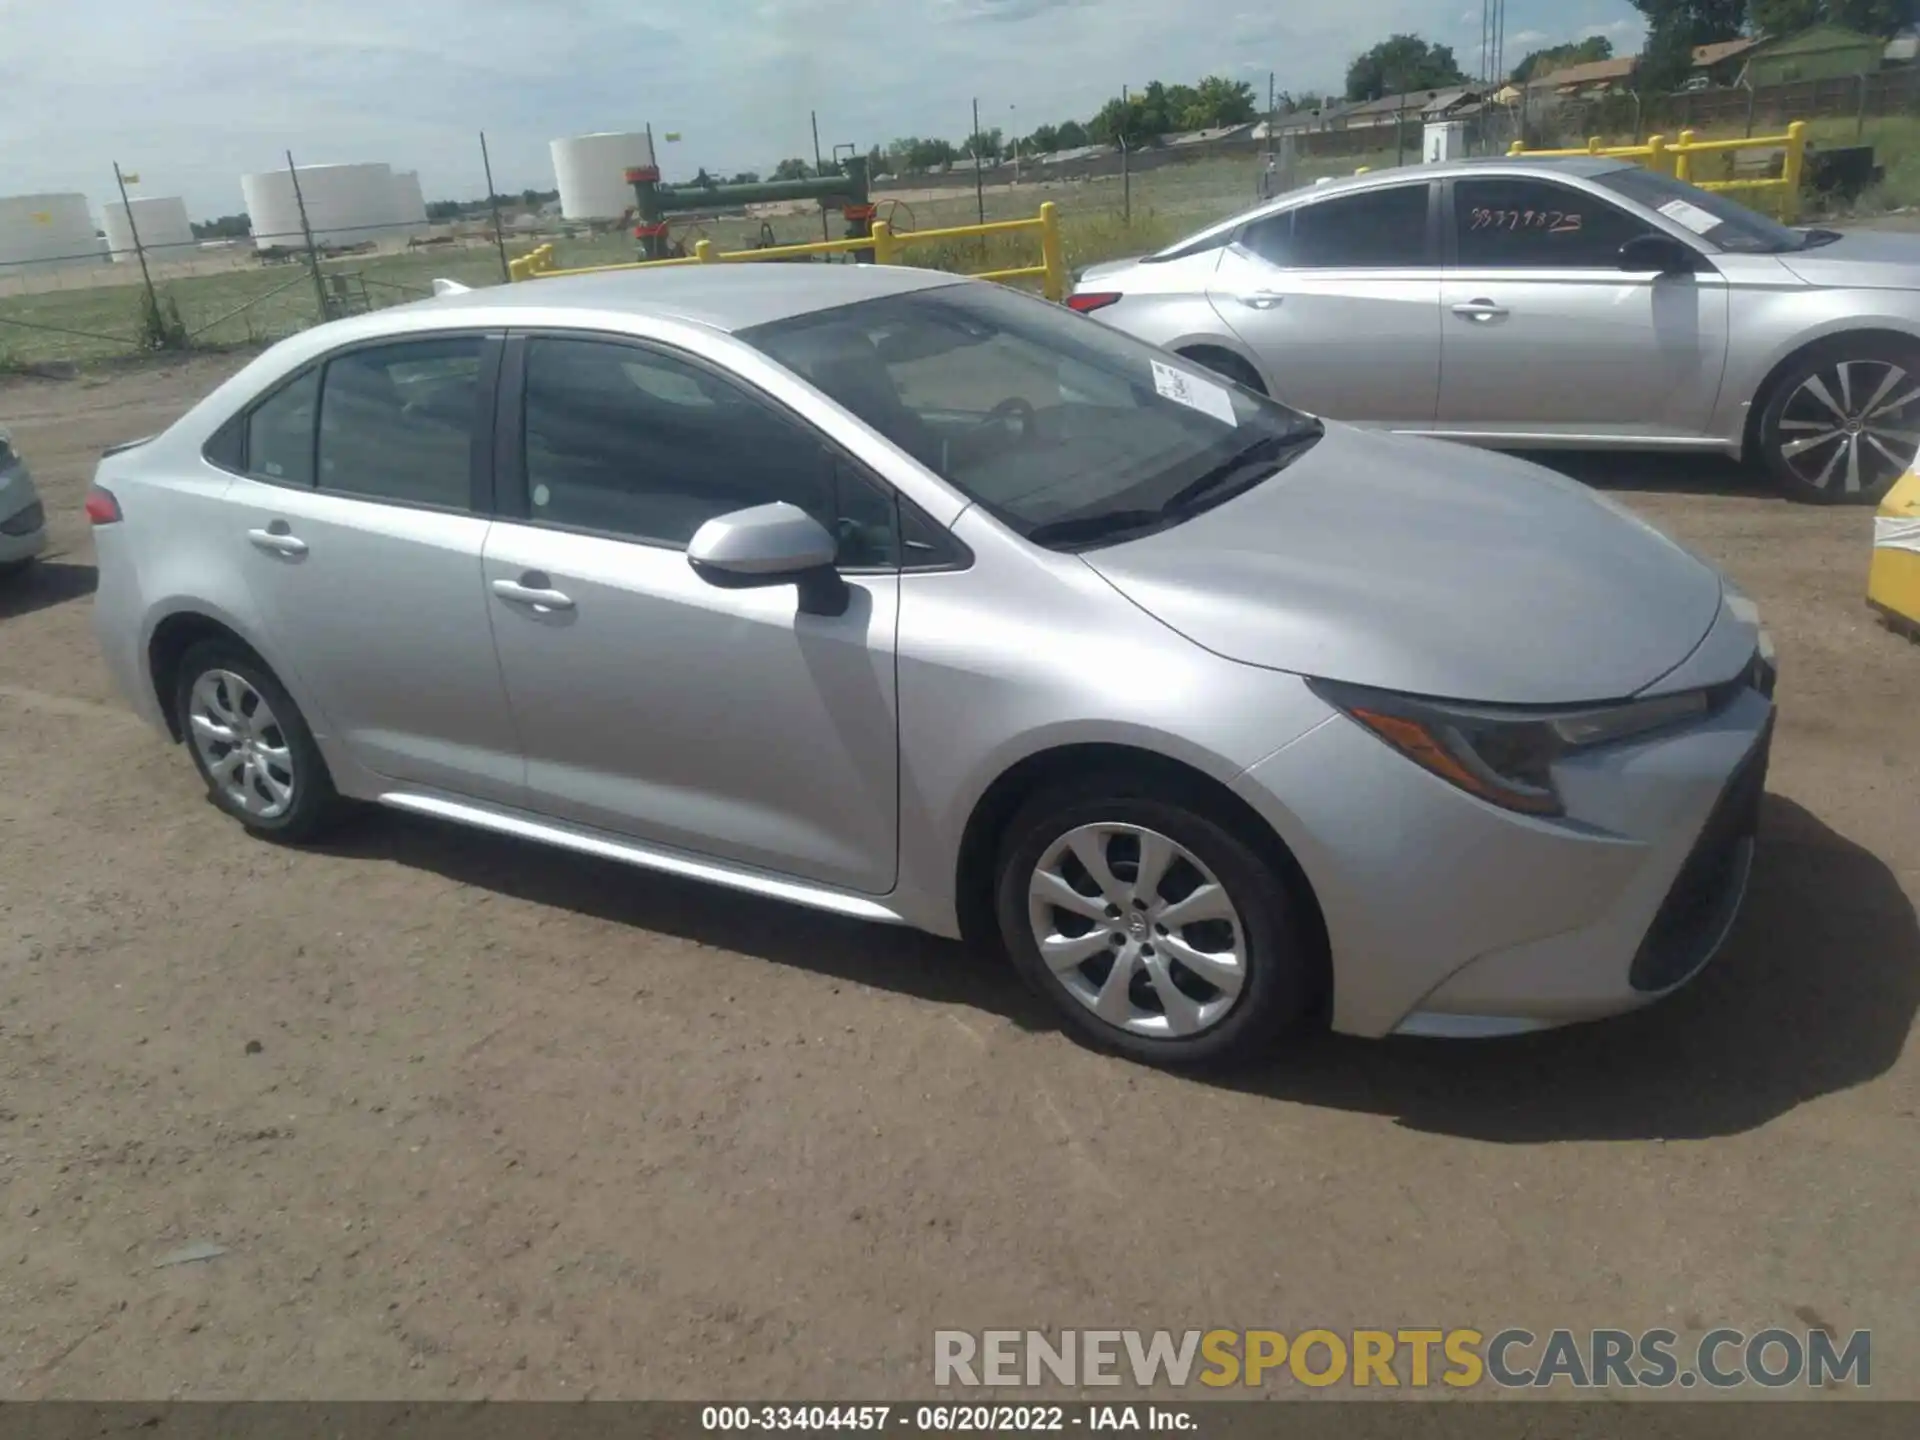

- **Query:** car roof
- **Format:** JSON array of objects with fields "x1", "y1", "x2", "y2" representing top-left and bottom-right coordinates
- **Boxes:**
[
  {"x1": 1283, "y1": 154, "x2": 1634, "y2": 200},
  {"x1": 404, "y1": 261, "x2": 960, "y2": 334}
]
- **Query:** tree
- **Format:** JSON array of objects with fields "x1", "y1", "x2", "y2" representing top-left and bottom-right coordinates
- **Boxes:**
[
  {"x1": 1510, "y1": 35, "x2": 1614, "y2": 84},
  {"x1": 191, "y1": 213, "x2": 250, "y2": 239},
  {"x1": 966, "y1": 127, "x2": 1005, "y2": 161},
  {"x1": 1025, "y1": 122, "x2": 1062, "y2": 154},
  {"x1": 1749, "y1": 0, "x2": 1917, "y2": 33},
  {"x1": 1055, "y1": 119, "x2": 1089, "y2": 149},
  {"x1": 727, "y1": 171, "x2": 761, "y2": 185},
  {"x1": 1345, "y1": 34, "x2": 1468, "y2": 101},
  {"x1": 1088, "y1": 93, "x2": 1162, "y2": 147},
  {"x1": 1186, "y1": 75, "x2": 1259, "y2": 128},
  {"x1": 1629, "y1": 2, "x2": 1745, "y2": 93},
  {"x1": 691, "y1": 167, "x2": 714, "y2": 188},
  {"x1": 771, "y1": 157, "x2": 813, "y2": 180}
]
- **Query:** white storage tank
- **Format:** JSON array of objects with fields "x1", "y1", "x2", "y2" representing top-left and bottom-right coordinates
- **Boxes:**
[
  {"x1": 550, "y1": 131, "x2": 655, "y2": 220},
  {"x1": 102, "y1": 195, "x2": 195, "y2": 262},
  {"x1": 389, "y1": 170, "x2": 429, "y2": 237},
  {"x1": 0, "y1": 193, "x2": 102, "y2": 275},
  {"x1": 241, "y1": 161, "x2": 397, "y2": 251}
]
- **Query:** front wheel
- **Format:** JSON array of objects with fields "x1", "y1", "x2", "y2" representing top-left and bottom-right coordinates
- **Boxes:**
[
  {"x1": 993, "y1": 780, "x2": 1317, "y2": 1067},
  {"x1": 1758, "y1": 339, "x2": 1920, "y2": 504}
]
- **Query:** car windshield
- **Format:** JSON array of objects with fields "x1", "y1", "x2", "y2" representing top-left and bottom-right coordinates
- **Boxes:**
[
  {"x1": 1591, "y1": 165, "x2": 1808, "y2": 253},
  {"x1": 742, "y1": 282, "x2": 1321, "y2": 550}
]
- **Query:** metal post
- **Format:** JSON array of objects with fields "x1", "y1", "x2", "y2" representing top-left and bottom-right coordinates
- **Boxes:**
[
  {"x1": 1120, "y1": 136, "x2": 1131, "y2": 226},
  {"x1": 811, "y1": 111, "x2": 829, "y2": 242},
  {"x1": 1858, "y1": 72, "x2": 1870, "y2": 139},
  {"x1": 479, "y1": 131, "x2": 511, "y2": 284},
  {"x1": 973, "y1": 97, "x2": 986, "y2": 229},
  {"x1": 285, "y1": 150, "x2": 331, "y2": 323},
  {"x1": 1268, "y1": 72, "x2": 1276, "y2": 159},
  {"x1": 1746, "y1": 82, "x2": 1757, "y2": 138},
  {"x1": 113, "y1": 162, "x2": 162, "y2": 342}
]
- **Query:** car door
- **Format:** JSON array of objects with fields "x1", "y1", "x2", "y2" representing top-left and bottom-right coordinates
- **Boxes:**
[
  {"x1": 218, "y1": 333, "x2": 525, "y2": 803},
  {"x1": 1205, "y1": 180, "x2": 1442, "y2": 427},
  {"x1": 481, "y1": 332, "x2": 901, "y2": 895},
  {"x1": 1436, "y1": 175, "x2": 1731, "y2": 438}
]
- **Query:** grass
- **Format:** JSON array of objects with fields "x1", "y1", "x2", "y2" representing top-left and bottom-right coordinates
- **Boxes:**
[{"x1": 0, "y1": 148, "x2": 1405, "y2": 369}]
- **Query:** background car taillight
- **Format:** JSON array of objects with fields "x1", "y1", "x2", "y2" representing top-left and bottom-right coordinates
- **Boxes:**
[
  {"x1": 84, "y1": 484, "x2": 122, "y2": 525},
  {"x1": 1066, "y1": 292, "x2": 1122, "y2": 314}
]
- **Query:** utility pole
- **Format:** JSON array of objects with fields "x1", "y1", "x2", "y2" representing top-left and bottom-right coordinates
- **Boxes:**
[
  {"x1": 812, "y1": 110, "x2": 828, "y2": 241},
  {"x1": 972, "y1": 96, "x2": 985, "y2": 228},
  {"x1": 478, "y1": 131, "x2": 510, "y2": 284},
  {"x1": 1268, "y1": 71, "x2": 1276, "y2": 159},
  {"x1": 112, "y1": 162, "x2": 158, "y2": 323}
]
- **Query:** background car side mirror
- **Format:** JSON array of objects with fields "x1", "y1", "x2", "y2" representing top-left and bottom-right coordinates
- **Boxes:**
[
  {"x1": 1620, "y1": 234, "x2": 1699, "y2": 275},
  {"x1": 687, "y1": 502, "x2": 849, "y2": 617}
]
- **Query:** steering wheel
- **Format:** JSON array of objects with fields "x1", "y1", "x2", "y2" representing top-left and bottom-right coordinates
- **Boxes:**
[{"x1": 976, "y1": 396, "x2": 1038, "y2": 443}]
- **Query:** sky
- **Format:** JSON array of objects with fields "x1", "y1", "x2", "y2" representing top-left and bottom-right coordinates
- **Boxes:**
[{"x1": 0, "y1": 0, "x2": 1648, "y2": 222}]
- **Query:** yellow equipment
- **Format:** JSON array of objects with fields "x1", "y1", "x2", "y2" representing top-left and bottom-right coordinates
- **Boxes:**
[{"x1": 1869, "y1": 465, "x2": 1920, "y2": 639}]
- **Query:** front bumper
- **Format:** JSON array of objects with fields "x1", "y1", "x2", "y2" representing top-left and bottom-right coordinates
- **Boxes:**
[
  {"x1": 1868, "y1": 468, "x2": 1920, "y2": 637},
  {"x1": 1232, "y1": 673, "x2": 1776, "y2": 1039}
]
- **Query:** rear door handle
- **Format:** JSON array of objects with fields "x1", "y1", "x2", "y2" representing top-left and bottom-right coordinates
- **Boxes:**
[
  {"x1": 491, "y1": 575, "x2": 575, "y2": 613},
  {"x1": 1240, "y1": 290, "x2": 1286, "y2": 310},
  {"x1": 247, "y1": 524, "x2": 308, "y2": 558},
  {"x1": 1451, "y1": 299, "x2": 1510, "y2": 322}
]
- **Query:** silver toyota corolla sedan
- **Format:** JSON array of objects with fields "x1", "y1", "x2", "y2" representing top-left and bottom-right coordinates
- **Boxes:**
[
  {"x1": 90, "y1": 265, "x2": 1776, "y2": 1066},
  {"x1": 1071, "y1": 155, "x2": 1920, "y2": 504}
]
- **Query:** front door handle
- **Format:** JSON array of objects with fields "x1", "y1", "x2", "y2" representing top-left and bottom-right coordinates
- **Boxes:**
[
  {"x1": 247, "y1": 523, "x2": 308, "y2": 558},
  {"x1": 1240, "y1": 290, "x2": 1286, "y2": 310},
  {"x1": 1451, "y1": 299, "x2": 1510, "y2": 323},
  {"x1": 491, "y1": 575, "x2": 575, "y2": 613}
]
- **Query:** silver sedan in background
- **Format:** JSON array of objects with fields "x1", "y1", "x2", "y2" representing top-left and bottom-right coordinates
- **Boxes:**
[
  {"x1": 90, "y1": 266, "x2": 1774, "y2": 1066},
  {"x1": 0, "y1": 426, "x2": 49, "y2": 573},
  {"x1": 1071, "y1": 156, "x2": 1920, "y2": 504}
]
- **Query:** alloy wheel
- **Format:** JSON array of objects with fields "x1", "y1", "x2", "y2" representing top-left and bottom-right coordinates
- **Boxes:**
[
  {"x1": 188, "y1": 669, "x2": 297, "y2": 819},
  {"x1": 1026, "y1": 822, "x2": 1247, "y2": 1039},
  {"x1": 1775, "y1": 358, "x2": 1920, "y2": 497}
]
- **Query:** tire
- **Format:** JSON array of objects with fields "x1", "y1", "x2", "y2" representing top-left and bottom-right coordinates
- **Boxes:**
[
  {"x1": 1179, "y1": 348, "x2": 1267, "y2": 396},
  {"x1": 1757, "y1": 336, "x2": 1920, "y2": 505},
  {"x1": 173, "y1": 639, "x2": 341, "y2": 843},
  {"x1": 993, "y1": 775, "x2": 1317, "y2": 1067}
]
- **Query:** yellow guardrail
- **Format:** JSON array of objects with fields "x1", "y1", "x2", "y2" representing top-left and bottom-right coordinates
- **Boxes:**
[
  {"x1": 1508, "y1": 121, "x2": 1807, "y2": 221},
  {"x1": 509, "y1": 201, "x2": 1067, "y2": 302}
]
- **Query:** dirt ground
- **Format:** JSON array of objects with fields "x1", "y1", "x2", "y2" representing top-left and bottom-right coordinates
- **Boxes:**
[{"x1": 0, "y1": 354, "x2": 1915, "y2": 1401}]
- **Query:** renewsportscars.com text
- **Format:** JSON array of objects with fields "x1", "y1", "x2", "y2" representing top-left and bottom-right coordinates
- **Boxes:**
[{"x1": 933, "y1": 1327, "x2": 1871, "y2": 1390}]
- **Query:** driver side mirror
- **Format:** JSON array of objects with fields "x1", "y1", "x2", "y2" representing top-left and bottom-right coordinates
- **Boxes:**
[
  {"x1": 1620, "y1": 234, "x2": 1699, "y2": 275},
  {"x1": 687, "y1": 502, "x2": 850, "y2": 617}
]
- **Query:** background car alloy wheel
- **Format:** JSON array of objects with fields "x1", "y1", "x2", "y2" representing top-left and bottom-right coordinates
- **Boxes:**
[
  {"x1": 1027, "y1": 822, "x2": 1247, "y2": 1039},
  {"x1": 1763, "y1": 343, "x2": 1920, "y2": 504},
  {"x1": 188, "y1": 669, "x2": 297, "y2": 819}
]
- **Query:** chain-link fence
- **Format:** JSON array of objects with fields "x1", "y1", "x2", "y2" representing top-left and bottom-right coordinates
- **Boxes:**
[{"x1": 0, "y1": 148, "x2": 521, "y2": 371}]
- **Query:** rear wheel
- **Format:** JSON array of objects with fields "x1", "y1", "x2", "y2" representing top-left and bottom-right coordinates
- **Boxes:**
[
  {"x1": 1758, "y1": 338, "x2": 1920, "y2": 504},
  {"x1": 993, "y1": 778, "x2": 1316, "y2": 1066},
  {"x1": 174, "y1": 640, "x2": 341, "y2": 842}
]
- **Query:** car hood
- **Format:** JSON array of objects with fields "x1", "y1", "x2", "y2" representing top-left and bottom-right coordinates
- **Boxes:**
[
  {"x1": 1776, "y1": 229, "x2": 1920, "y2": 289},
  {"x1": 1079, "y1": 425, "x2": 1726, "y2": 705}
]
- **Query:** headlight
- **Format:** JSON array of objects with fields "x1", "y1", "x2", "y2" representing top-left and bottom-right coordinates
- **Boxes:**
[{"x1": 1309, "y1": 678, "x2": 1712, "y2": 817}]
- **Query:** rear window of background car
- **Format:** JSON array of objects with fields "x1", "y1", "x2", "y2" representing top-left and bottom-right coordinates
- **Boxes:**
[{"x1": 1241, "y1": 185, "x2": 1430, "y2": 269}]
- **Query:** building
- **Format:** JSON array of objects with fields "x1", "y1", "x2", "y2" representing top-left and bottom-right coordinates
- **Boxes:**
[
  {"x1": 1330, "y1": 87, "x2": 1483, "y2": 132},
  {"x1": 1531, "y1": 56, "x2": 1639, "y2": 98},
  {"x1": 1692, "y1": 37, "x2": 1763, "y2": 86},
  {"x1": 1742, "y1": 25, "x2": 1889, "y2": 86}
]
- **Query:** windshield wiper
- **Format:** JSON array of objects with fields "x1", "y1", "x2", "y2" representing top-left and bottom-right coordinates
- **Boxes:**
[
  {"x1": 1025, "y1": 509, "x2": 1166, "y2": 549},
  {"x1": 1159, "y1": 423, "x2": 1324, "y2": 517}
]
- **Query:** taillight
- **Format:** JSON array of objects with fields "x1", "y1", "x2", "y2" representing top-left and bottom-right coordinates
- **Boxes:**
[
  {"x1": 1066, "y1": 291, "x2": 1122, "y2": 314},
  {"x1": 84, "y1": 484, "x2": 122, "y2": 525}
]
